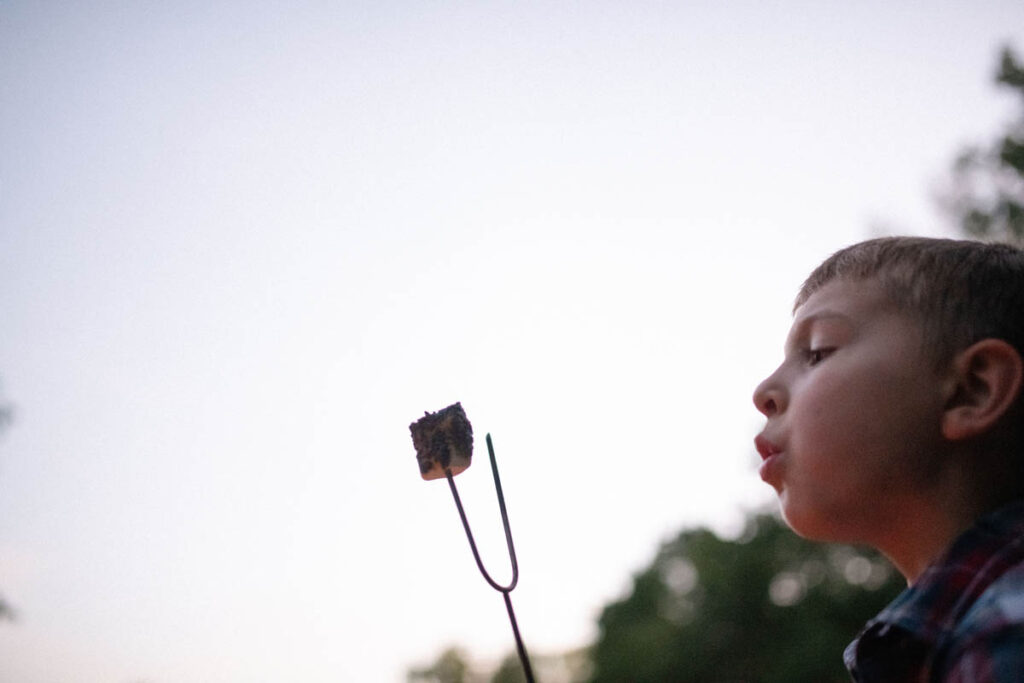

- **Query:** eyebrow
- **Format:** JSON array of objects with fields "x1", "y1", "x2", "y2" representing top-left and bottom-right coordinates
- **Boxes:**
[
  {"x1": 792, "y1": 310, "x2": 853, "y2": 325},
  {"x1": 785, "y1": 310, "x2": 854, "y2": 350}
]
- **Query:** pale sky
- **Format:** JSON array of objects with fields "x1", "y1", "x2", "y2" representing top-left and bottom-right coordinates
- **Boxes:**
[{"x1": 2, "y1": 2, "x2": 1023, "y2": 682}]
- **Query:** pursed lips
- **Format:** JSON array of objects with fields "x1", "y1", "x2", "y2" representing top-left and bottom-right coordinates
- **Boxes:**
[
  {"x1": 754, "y1": 434, "x2": 781, "y2": 460},
  {"x1": 754, "y1": 434, "x2": 784, "y2": 485}
]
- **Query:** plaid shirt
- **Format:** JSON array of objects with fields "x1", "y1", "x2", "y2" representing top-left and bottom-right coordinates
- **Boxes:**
[{"x1": 844, "y1": 501, "x2": 1024, "y2": 682}]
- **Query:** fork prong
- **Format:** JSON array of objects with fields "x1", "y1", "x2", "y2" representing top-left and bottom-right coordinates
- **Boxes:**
[{"x1": 445, "y1": 433, "x2": 536, "y2": 682}]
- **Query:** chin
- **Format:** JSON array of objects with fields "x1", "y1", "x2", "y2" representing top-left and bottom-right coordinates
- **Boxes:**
[{"x1": 779, "y1": 498, "x2": 847, "y2": 543}]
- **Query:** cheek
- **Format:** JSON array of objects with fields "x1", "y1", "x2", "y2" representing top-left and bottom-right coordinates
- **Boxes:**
[
  {"x1": 785, "y1": 372, "x2": 903, "y2": 502},
  {"x1": 795, "y1": 361, "x2": 919, "y2": 440},
  {"x1": 790, "y1": 362, "x2": 939, "y2": 486},
  {"x1": 789, "y1": 371, "x2": 861, "y2": 446}
]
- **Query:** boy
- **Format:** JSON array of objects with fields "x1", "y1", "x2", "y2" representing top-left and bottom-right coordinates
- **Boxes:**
[{"x1": 752, "y1": 236, "x2": 1024, "y2": 681}]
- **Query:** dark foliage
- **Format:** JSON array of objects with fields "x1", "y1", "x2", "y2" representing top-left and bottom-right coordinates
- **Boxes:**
[
  {"x1": 407, "y1": 647, "x2": 474, "y2": 683},
  {"x1": 587, "y1": 514, "x2": 904, "y2": 683}
]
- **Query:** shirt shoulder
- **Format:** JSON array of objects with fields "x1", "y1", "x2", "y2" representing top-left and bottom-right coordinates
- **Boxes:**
[
  {"x1": 940, "y1": 562, "x2": 1024, "y2": 681},
  {"x1": 956, "y1": 562, "x2": 1024, "y2": 639}
]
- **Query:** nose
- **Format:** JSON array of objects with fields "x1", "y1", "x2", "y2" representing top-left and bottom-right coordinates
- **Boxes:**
[{"x1": 753, "y1": 370, "x2": 785, "y2": 418}]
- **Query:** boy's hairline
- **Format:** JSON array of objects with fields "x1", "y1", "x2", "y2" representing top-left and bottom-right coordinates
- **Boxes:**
[{"x1": 794, "y1": 273, "x2": 886, "y2": 313}]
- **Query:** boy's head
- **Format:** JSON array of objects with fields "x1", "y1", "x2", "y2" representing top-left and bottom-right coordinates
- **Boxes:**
[{"x1": 753, "y1": 237, "x2": 1024, "y2": 558}]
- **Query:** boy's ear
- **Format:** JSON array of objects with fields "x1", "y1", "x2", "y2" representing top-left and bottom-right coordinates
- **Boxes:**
[{"x1": 942, "y1": 339, "x2": 1024, "y2": 441}]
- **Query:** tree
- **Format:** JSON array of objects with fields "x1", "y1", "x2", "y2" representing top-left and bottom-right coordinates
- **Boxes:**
[
  {"x1": 586, "y1": 513, "x2": 904, "y2": 683},
  {"x1": 942, "y1": 45, "x2": 1024, "y2": 245},
  {"x1": 407, "y1": 647, "x2": 478, "y2": 683},
  {"x1": 489, "y1": 654, "x2": 527, "y2": 683}
]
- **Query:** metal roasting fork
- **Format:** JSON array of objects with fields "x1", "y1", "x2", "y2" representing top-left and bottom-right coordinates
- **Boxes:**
[{"x1": 444, "y1": 433, "x2": 536, "y2": 683}]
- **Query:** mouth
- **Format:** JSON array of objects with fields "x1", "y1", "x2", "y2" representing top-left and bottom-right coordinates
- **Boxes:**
[
  {"x1": 754, "y1": 434, "x2": 781, "y2": 460},
  {"x1": 754, "y1": 434, "x2": 783, "y2": 485}
]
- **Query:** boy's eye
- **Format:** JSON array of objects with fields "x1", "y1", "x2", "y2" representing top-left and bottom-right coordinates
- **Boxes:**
[{"x1": 806, "y1": 348, "x2": 833, "y2": 366}]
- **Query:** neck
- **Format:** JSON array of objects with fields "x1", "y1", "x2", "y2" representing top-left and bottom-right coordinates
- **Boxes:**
[
  {"x1": 871, "y1": 439, "x2": 1024, "y2": 584},
  {"x1": 876, "y1": 509, "x2": 973, "y2": 585},
  {"x1": 874, "y1": 482, "x2": 1016, "y2": 585}
]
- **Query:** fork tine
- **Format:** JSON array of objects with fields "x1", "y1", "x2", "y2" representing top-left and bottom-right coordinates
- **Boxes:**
[{"x1": 445, "y1": 433, "x2": 536, "y2": 682}]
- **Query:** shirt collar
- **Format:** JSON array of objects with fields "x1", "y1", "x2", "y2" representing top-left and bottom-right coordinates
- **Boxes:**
[{"x1": 862, "y1": 500, "x2": 1024, "y2": 645}]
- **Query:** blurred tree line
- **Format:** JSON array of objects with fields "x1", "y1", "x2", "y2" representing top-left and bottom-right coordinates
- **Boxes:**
[
  {"x1": 406, "y1": 644, "x2": 589, "y2": 683},
  {"x1": 407, "y1": 514, "x2": 901, "y2": 683},
  {"x1": 587, "y1": 514, "x2": 901, "y2": 683},
  {"x1": 407, "y1": 43, "x2": 1024, "y2": 683},
  {"x1": 941, "y1": 45, "x2": 1024, "y2": 245}
]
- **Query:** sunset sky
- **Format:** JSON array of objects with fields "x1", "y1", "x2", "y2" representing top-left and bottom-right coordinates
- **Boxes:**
[{"x1": 3, "y1": 2, "x2": 1024, "y2": 681}]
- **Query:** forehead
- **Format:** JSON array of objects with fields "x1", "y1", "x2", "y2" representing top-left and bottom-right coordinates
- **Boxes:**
[{"x1": 793, "y1": 277, "x2": 892, "y2": 325}]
